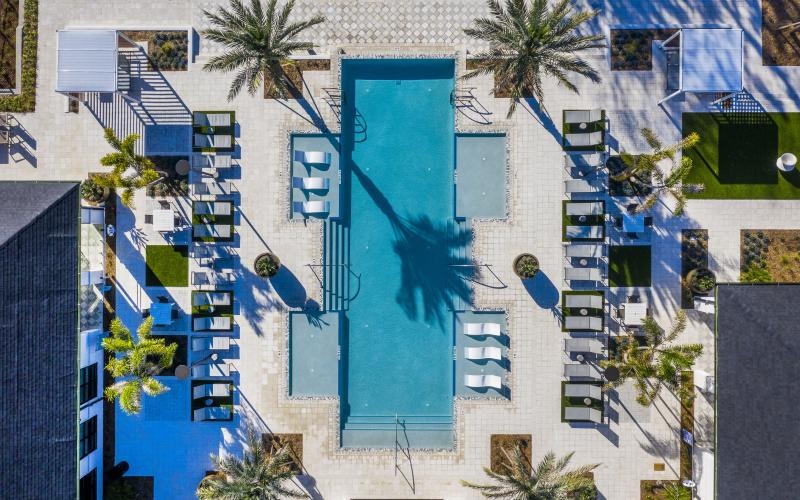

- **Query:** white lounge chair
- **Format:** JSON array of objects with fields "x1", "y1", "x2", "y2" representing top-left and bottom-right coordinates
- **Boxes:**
[
  {"x1": 565, "y1": 244, "x2": 604, "y2": 258},
  {"x1": 294, "y1": 150, "x2": 332, "y2": 166},
  {"x1": 293, "y1": 200, "x2": 331, "y2": 215},
  {"x1": 563, "y1": 363, "x2": 602, "y2": 381},
  {"x1": 193, "y1": 316, "x2": 232, "y2": 331},
  {"x1": 565, "y1": 294, "x2": 603, "y2": 309},
  {"x1": 193, "y1": 245, "x2": 233, "y2": 259},
  {"x1": 292, "y1": 177, "x2": 331, "y2": 191},
  {"x1": 191, "y1": 181, "x2": 234, "y2": 198},
  {"x1": 564, "y1": 338, "x2": 604, "y2": 354},
  {"x1": 564, "y1": 152, "x2": 605, "y2": 169},
  {"x1": 192, "y1": 270, "x2": 236, "y2": 287},
  {"x1": 194, "y1": 224, "x2": 232, "y2": 239},
  {"x1": 194, "y1": 111, "x2": 232, "y2": 128},
  {"x1": 565, "y1": 383, "x2": 603, "y2": 400},
  {"x1": 191, "y1": 362, "x2": 232, "y2": 378},
  {"x1": 193, "y1": 383, "x2": 231, "y2": 399},
  {"x1": 192, "y1": 292, "x2": 232, "y2": 307},
  {"x1": 564, "y1": 406, "x2": 602, "y2": 423},
  {"x1": 194, "y1": 134, "x2": 232, "y2": 149},
  {"x1": 193, "y1": 153, "x2": 232, "y2": 169},
  {"x1": 565, "y1": 179, "x2": 604, "y2": 194},
  {"x1": 464, "y1": 346, "x2": 503, "y2": 360},
  {"x1": 565, "y1": 225, "x2": 604, "y2": 240},
  {"x1": 192, "y1": 336, "x2": 231, "y2": 351},
  {"x1": 564, "y1": 131, "x2": 603, "y2": 148},
  {"x1": 565, "y1": 201, "x2": 604, "y2": 216},
  {"x1": 464, "y1": 374, "x2": 503, "y2": 389},
  {"x1": 564, "y1": 109, "x2": 603, "y2": 125},
  {"x1": 463, "y1": 322, "x2": 502, "y2": 336},
  {"x1": 193, "y1": 201, "x2": 232, "y2": 216},
  {"x1": 564, "y1": 316, "x2": 603, "y2": 331},
  {"x1": 193, "y1": 406, "x2": 232, "y2": 421},
  {"x1": 564, "y1": 267, "x2": 602, "y2": 282}
]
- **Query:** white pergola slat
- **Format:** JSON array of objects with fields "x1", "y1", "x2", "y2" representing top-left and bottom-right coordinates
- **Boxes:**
[{"x1": 56, "y1": 30, "x2": 119, "y2": 93}]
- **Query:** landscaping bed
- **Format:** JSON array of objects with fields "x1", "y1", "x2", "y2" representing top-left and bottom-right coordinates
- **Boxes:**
[
  {"x1": 679, "y1": 371, "x2": 694, "y2": 482},
  {"x1": 489, "y1": 434, "x2": 532, "y2": 475},
  {"x1": 264, "y1": 58, "x2": 331, "y2": 99},
  {"x1": 263, "y1": 433, "x2": 304, "y2": 474},
  {"x1": 640, "y1": 480, "x2": 683, "y2": 500},
  {"x1": 610, "y1": 29, "x2": 678, "y2": 71},
  {"x1": 122, "y1": 30, "x2": 189, "y2": 71},
  {"x1": 0, "y1": 0, "x2": 37, "y2": 112},
  {"x1": 150, "y1": 334, "x2": 186, "y2": 376},
  {"x1": 146, "y1": 156, "x2": 189, "y2": 197},
  {"x1": 681, "y1": 229, "x2": 708, "y2": 308},
  {"x1": 145, "y1": 245, "x2": 188, "y2": 287},
  {"x1": 683, "y1": 112, "x2": 800, "y2": 199},
  {"x1": 608, "y1": 245, "x2": 651, "y2": 287},
  {"x1": 762, "y1": 0, "x2": 800, "y2": 66},
  {"x1": 606, "y1": 155, "x2": 653, "y2": 197},
  {"x1": 0, "y1": 0, "x2": 19, "y2": 89},
  {"x1": 741, "y1": 229, "x2": 800, "y2": 282}
]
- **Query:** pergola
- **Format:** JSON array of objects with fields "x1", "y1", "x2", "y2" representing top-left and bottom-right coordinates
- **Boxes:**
[
  {"x1": 658, "y1": 28, "x2": 744, "y2": 105},
  {"x1": 55, "y1": 29, "x2": 138, "y2": 101}
]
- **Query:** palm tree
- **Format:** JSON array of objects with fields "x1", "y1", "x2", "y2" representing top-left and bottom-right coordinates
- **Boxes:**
[
  {"x1": 462, "y1": 445, "x2": 598, "y2": 499},
  {"x1": 611, "y1": 128, "x2": 703, "y2": 215},
  {"x1": 463, "y1": 0, "x2": 606, "y2": 118},
  {"x1": 601, "y1": 310, "x2": 703, "y2": 406},
  {"x1": 102, "y1": 317, "x2": 177, "y2": 415},
  {"x1": 197, "y1": 427, "x2": 307, "y2": 499},
  {"x1": 94, "y1": 128, "x2": 160, "y2": 207},
  {"x1": 202, "y1": 0, "x2": 325, "y2": 101}
]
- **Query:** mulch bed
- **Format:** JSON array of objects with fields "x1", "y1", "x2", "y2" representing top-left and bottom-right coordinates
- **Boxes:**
[
  {"x1": 762, "y1": 0, "x2": 800, "y2": 66},
  {"x1": 103, "y1": 192, "x2": 117, "y2": 476},
  {"x1": 607, "y1": 155, "x2": 653, "y2": 197},
  {"x1": 122, "y1": 30, "x2": 189, "y2": 71},
  {"x1": 679, "y1": 371, "x2": 694, "y2": 481},
  {"x1": 146, "y1": 156, "x2": 189, "y2": 197},
  {"x1": 490, "y1": 434, "x2": 532, "y2": 475},
  {"x1": 262, "y1": 433, "x2": 304, "y2": 474},
  {"x1": 265, "y1": 59, "x2": 331, "y2": 100},
  {"x1": 741, "y1": 229, "x2": 800, "y2": 282},
  {"x1": 640, "y1": 480, "x2": 682, "y2": 500},
  {"x1": 610, "y1": 29, "x2": 678, "y2": 71},
  {"x1": 0, "y1": 0, "x2": 18, "y2": 89},
  {"x1": 681, "y1": 229, "x2": 708, "y2": 308}
]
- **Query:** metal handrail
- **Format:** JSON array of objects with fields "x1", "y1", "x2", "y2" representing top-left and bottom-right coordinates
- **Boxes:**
[{"x1": 449, "y1": 263, "x2": 508, "y2": 289}]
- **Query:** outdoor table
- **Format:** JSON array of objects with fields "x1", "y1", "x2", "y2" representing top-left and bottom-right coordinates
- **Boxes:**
[
  {"x1": 152, "y1": 209, "x2": 175, "y2": 232},
  {"x1": 622, "y1": 302, "x2": 647, "y2": 326},
  {"x1": 150, "y1": 302, "x2": 173, "y2": 326},
  {"x1": 175, "y1": 159, "x2": 190, "y2": 176},
  {"x1": 622, "y1": 212, "x2": 645, "y2": 233}
]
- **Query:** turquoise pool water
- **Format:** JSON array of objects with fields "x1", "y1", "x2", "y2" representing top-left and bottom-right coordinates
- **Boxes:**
[{"x1": 339, "y1": 59, "x2": 462, "y2": 447}]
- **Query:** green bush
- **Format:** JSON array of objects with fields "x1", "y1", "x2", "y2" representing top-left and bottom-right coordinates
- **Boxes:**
[
  {"x1": 80, "y1": 177, "x2": 105, "y2": 202},
  {"x1": 254, "y1": 253, "x2": 280, "y2": 278},
  {"x1": 513, "y1": 253, "x2": 539, "y2": 279},
  {"x1": 0, "y1": 0, "x2": 38, "y2": 112},
  {"x1": 741, "y1": 262, "x2": 772, "y2": 283}
]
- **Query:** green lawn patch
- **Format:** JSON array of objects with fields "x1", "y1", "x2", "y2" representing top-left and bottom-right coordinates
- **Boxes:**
[
  {"x1": 145, "y1": 245, "x2": 188, "y2": 287},
  {"x1": 608, "y1": 245, "x2": 651, "y2": 287},
  {"x1": 683, "y1": 112, "x2": 800, "y2": 199}
]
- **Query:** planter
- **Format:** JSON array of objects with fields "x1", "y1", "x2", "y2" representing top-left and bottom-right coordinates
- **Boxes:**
[
  {"x1": 80, "y1": 179, "x2": 110, "y2": 205},
  {"x1": 254, "y1": 252, "x2": 280, "y2": 278},
  {"x1": 686, "y1": 268, "x2": 716, "y2": 295},
  {"x1": 513, "y1": 253, "x2": 539, "y2": 279}
]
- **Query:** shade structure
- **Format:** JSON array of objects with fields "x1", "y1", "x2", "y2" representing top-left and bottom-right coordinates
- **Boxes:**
[
  {"x1": 681, "y1": 28, "x2": 743, "y2": 93},
  {"x1": 56, "y1": 30, "x2": 119, "y2": 93}
]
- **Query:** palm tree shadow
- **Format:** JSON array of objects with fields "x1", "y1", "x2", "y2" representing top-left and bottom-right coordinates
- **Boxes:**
[
  {"x1": 350, "y1": 163, "x2": 475, "y2": 327},
  {"x1": 523, "y1": 98, "x2": 563, "y2": 145}
]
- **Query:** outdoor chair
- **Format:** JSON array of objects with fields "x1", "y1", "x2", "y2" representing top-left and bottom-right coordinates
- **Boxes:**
[
  {"x1": 564, "y1": 316, "x2": 603, "y2": 331},
  {"x1": 564, "y1": 338, "x2": 604, "y2": 355},
  {"x1": 191, "y1": 336, "x2": 231, "y2": 352},
  {"x1": 565, "y1": 383, "x2": 603, "y2": 400},
  {"x1": 565, "y1": 244, "x2": 604, "y2": 259},
  {"x1": 565, "y1": 225, "x2": 604, "y2": 240},
  {"x1": 564, "y1": 407, "x2": 602, "y2": 423},
  {"x1": 192, "y1": 316, "x2": 232, "y2": 331},
  {"x1": 194, "y1": 134, "x2": 232, "y2": 150},
  {"x1": 292, "y1": 177, "x2": 331, "y2": 191},
  {"x1": 564, "y1": 109, "x2": 603, "y2": 125},
  {"x1": 564, "y1": 152, "x2": 606, "y2": 170},
  {"x1": 463, "y1": 322, "x2": 502, "y2": 336},
  {"x1": 565, "y1": 294, "x2": 603, "y2": 309},
  {"x1": 564, "y1": 267, "x2": 602, "y2": 282},
  {"x1": 293, "y1": 150, "x2": 332, "y2": 166},
  {"x1": 563, "y1": 363, "x2": 602, "y2": 381},
  {"x1": 193, "y1": 406, "x2": 232, "y2": 422},
  {"x1": 193, "y1": 111, "x2": 232, "y2": 128},
  {"x1": 293, "y1": 200, "x2": 331, "y2": 215},
  {"x1": 192, "y1": 292, "x2": 232, "y2": 307},
  {"x1": 193, "y1": 153, "x2": 233, "y2": 169},
  {"x1": 191, "y1": 362, "x2": 232, "y2": 378},
  {"x1": 192, "y1": 383, "x2": 231, "y2": 399},
  {"x1": 191, "y1": 181, "x2": 234, "y2": 198},
  {"x1": 565, "y1": 179, "x2": 604, "y2": 194},
  {"x1": 192, "y1": 270, "x2": 236, "y2": 287},
  {"x1": 193, "y1": 244, "x2": 233, "y2": 260},
  {"x1": 565, "y1": 201, "x2": 604, "y2": 216},
  {"x1": 464, "y1": 346, "x2": 503, "y2": 361},
  {"x1": 193, "y1": 224, "x2": 232, "y2": 240},
  {"x1": 563, "y1": 131, "x2": 603, "y2": 148},
  {"x1": 464, "y1": 374, "x2": 502, "y2": 389},
  {"x1": 193, "y1": 201, "x2": 232, "y2": 216}
]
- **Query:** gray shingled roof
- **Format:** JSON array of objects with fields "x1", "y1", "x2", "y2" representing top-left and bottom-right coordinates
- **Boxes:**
[
  {"x1": 716, "y1": 284, "x2": 800, "y2": 500},
  {"x1": 0, "y1": 182, "x2": 80, "y2": 498}
]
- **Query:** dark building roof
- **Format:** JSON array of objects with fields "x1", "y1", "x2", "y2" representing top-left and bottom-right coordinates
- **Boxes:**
[
  {"x1": 716, "y1": 284, "x2": 800, "y2": 500},
  {"x1": 0, "y1": 182, "x2": 80, "y2": 499}
]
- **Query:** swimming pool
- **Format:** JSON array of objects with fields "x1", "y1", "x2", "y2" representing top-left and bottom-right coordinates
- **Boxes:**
[{"x1": 338, "y1": 58, "x2": 463, "y2": 448}]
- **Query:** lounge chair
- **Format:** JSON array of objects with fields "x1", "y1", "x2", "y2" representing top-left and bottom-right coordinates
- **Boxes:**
[
  {"x1": 193, "y1": 153, "x2": 232, "y2": 169},
  {"x1": 563, "y1": 363, "x2": 602, "y2": 381},
  {"x1": 565, "y1": 225, "x2": 604, "y2": 240},
  {"x1": 193, "y1": 383, "x2": 231, "y2": 399},
  {"x1": 194, "y1": 134, "x2": 232, "y2": 149},
  {"x1": 564, "y1": 109, "x2": 603, "y2": 125},
  {"x1": 194, "y1": 111, "x2": 233, "y2": 128},
  {"x1": 192, "y1": 336, "x2": 231, "y2": 352},
  {"x1": 565, "y1": 383, "x2": 603, "y2": 400},
  {"x1": 464, "y1": 374, "x2": 503, "y2": 389},
  {"x1": 565, "y1": 294, "x2": 603, "y2": 309},
  {"x1": 192, "y1": 270, "x2": 236, "y2": 286},
  {"x1": 565, "y1": 244, "x2": 604, "y2": 258},
  {"x1": 193, "y1": 406, "x2": 232, "y2": 421},
  {"x1": 191, "y1": 362, "x2": 232, "y2": 378},
  {"x1": 193, "y1": 316, "x2": 232, "y2": 331},
  {"x1": 193, "y1": 224, "x2": 232, "y2": 239},
  {"x1": 191, "y1": 181, "x2": 234, "y2": 198},
  {"x1": 564, "y1": 267, "x2": 602, "y2": 282},
  {"x1": 193, "y1": 201, "x2": 232, "y2": 216},
  {"x1": 293, "y1": 200, "x2": 331, "y2": 215},
  {"x1": 464, "y1": 346, "x2": 503, "y2": 360},
  {"x1": 565, "y1": 201, "x2": 604, "y2": 216},
  {"x1": 193, "y1": 245, "x2": 233, "y2": 259},
  {"x1": 564, "y1": 338, "x2": 604, "y2": 354},
  {"x1": 564, "y1": 406, "x2": 602, "y2": 423},
  {"x1": 292, "y1": 177, "x2": 331, "y2": 191},
  {"x1": 565, "y1": 179, "x2": 604, "y2": 194},
  {"x1": 463, "y1": 322, "x2": 502, "y2": 336},
  {"x1": 192, "y1": 291, "x2": 232, "y2": 307},
  {"x1": 564, "y1": 316, "x2": 603, "y2": 331},
  {"x1": 564, "y1": 131, "x2": 604, "y2": 148},
  {"x1": 293, "y1": 150, "x2": 332, "y2": 166},
  {"x1": 564, "y1": 152, "x2": 605, "y2": 169}
]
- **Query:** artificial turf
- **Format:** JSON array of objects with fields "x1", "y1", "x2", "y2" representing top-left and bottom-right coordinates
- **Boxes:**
[
  {"x1": 608, "y1": 245, "x2": 651, "y2": 287},
  {"x1": 683, "y1": 112, "x2": 800, "y2": 199},
  {"x1": 145, "y1": 245, "x2": 188, "y2": 287}
]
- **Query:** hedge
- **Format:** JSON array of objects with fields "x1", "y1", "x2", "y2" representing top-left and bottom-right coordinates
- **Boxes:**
[{"x1": 0, "y1": 0, "x2": 38, "y2": 112}]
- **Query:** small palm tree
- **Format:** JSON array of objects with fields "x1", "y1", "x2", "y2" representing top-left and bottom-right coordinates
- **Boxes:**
[
  {"x1": 464, "y1": 0, "x2": 606, "y2": 118},
  {"x1": 102, "y1": 317, "x2": 177, "y2": 415},
  {"x1": 462, "y1": 445, "x2": 598, "y2": 499},
  {"x1": 601, "y1": 310, "x2": 703, "y2": 406},
  {"x1": 197, "y1": 427, "x2": 307, "y2": 499},
  {"x1": 612, "y1": 128, "x2": 703, "y2": 215},
  {"x1": 94, "y1": 128, "x2": 160, "y2": 207},
  {"x1": 202, "y1": 0, "x2": 325, "y2": 101}
]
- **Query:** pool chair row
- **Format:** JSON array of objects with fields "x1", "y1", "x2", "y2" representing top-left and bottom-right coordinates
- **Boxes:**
[
  {"x1": 562, "y1": 291, "x2": 606, "y2": 331},
  {"x1": 561, "y1": 109, "x2": 606, "y2": 152},
  {"x1": 464, "y1": 374, "x2": 503, "y2": 390},
  {"x1": 563, "y1": 152, "x2": 608, "y2": 195},
  {"x1": 193, "y1": 111, "x2": 235, "y2": 153},
  {"x1": 192, "y1": 381, "x2": 234, "y2": 422},
  {"x1": 192, "y1": 201, "x2": 236, "y2": 243}
]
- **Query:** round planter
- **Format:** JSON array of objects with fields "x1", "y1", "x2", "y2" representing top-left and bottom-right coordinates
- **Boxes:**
[
  {"x1": 686, "y1": 267, "x2": 716, "y2": 295},
  {"x1": 254, "y1": 252, "x2": 281, "y2": 278},
  {"x1": 513, "y1": 253, "x2": 539, "y2": 279},
  {"x1": 81, "y1": 185, "x2": 110, "y2": 206}
]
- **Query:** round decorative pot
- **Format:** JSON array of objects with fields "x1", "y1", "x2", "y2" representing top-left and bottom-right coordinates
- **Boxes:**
[
  {"x1": 254, "y1": 252, "x2": 281, "y2": 278},
  {"x1": 686, "y1": 267, "x2": 716, "y2": 295},
  {"x1": 513, "y1": 253, "x2": 539, "y2": 279}
]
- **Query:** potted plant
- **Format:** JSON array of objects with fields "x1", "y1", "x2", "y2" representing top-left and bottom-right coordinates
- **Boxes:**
[
  {"x1": 686, "y1": 267, "x2": 716, "y2": 295},
  {"x1": 513, "y1": 253, "x2": 539, "y2": 279},
  {"x1": 254, "y1": 252, "x2": 281, "y2": 278},
  {"x1": 81, "y1": 176, "x2": 110, "y2": 205}
]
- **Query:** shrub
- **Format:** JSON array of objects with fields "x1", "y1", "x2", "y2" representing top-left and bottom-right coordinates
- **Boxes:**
[
  {"x1": 80, "y1": 177, "x2": 106, "y2": 202},
  {"x1": 0, "y1": 0, "x2": 38, "y2": 112},
  {"x1": 741, "y1": 262, "x2": 772, "y2": 283},
  {"x1": 513, "y1": 253, "x2": 539, "y2": 279},
  {"x1": 254, "y1": 252, "x2": 280, "y2": 278}
]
